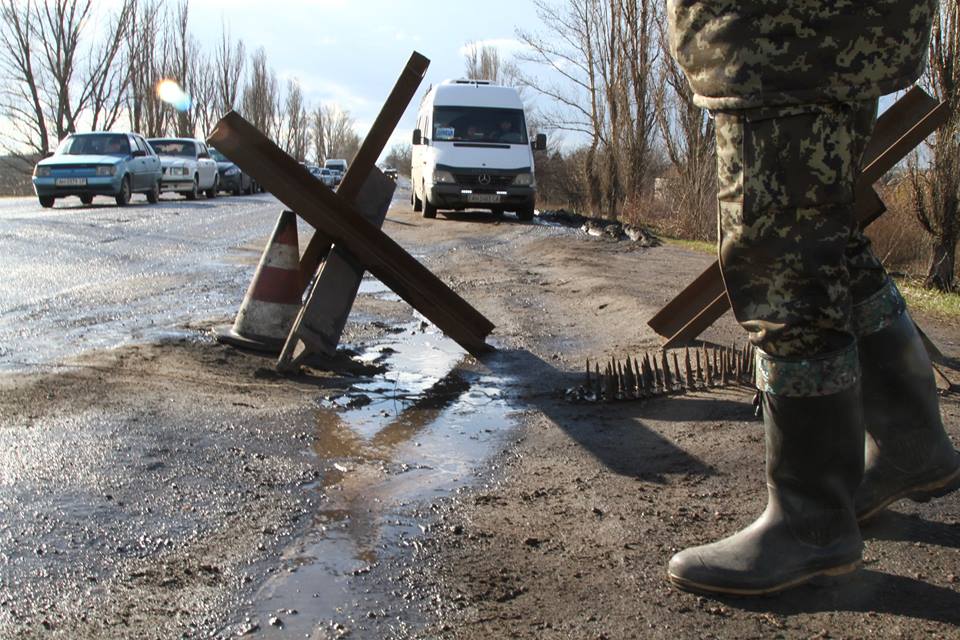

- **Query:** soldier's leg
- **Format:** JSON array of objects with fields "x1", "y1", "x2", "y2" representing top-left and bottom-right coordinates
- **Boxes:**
[
  {"x1": 845, "y1": 165, "x2": 960, "y2": 521},
  {"x1": 668, "y1": 103, "x2": 866, "y2": 595}
]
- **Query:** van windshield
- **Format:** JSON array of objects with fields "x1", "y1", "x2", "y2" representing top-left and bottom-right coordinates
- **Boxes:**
[{"x1": 432, "y1": 107, "x2": 527, "y2": 145}]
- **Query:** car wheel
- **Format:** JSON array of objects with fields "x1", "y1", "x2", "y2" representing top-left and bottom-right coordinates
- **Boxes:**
[
  {"x1": 115, "y1": 177, "x2": 132, "y2": 207},
  {"x1": 80, "y1": 194, "x2": 94, "y2": 205},
  {"x1": 205, "y1": 177, "x2": 218, "y2": 199},
  {"x1": 146, "y1": 180, "x2": 160, "y2": 204},
  {"x1": 39, "y1": 196, "x2": 55, "y2": 208},
  {"x1": 185, "y1": 177, "x2": 199, "y2": 200},
  {"x1": 413, "y1": 185, "x2": 423, "y2": 212},
  {"x1": 423, "y1": 198, "x2": 437, "y2": 219},
  {"x1": 517, "y1": 206, "x2": 534, "y2": 222}
]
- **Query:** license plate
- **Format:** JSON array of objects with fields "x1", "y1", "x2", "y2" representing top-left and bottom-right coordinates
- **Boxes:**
[
  {"x1": 467, "y1": 193, "x2": 501, "y2": 204},
  {"x1": 55, "y1": 178, "x2": 87, "y2": 186}
]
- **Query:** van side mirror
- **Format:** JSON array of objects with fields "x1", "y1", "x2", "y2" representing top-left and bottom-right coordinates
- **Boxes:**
[
  {"x1": 412, "y1": 129, "x2": 422, "y2": 145},
  {"x1": 533, "y1": 133, "x2": 547, "y2": 151}
]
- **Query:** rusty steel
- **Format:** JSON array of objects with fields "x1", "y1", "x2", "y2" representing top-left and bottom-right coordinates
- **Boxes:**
[{"x1": 649, "y1": 87, "x2": 949, "y2": 349}]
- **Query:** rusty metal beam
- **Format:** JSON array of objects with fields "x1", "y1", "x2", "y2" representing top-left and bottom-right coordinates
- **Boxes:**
[
  {"x1": 649, "y1": 87, "x2": 949, "y2": 348},
  {"x1": 298, "y1": 51, "x2": 430, "y2": 285},
  {"x1": 208, "y1": 111, "x2": 495, "y2": 357}
]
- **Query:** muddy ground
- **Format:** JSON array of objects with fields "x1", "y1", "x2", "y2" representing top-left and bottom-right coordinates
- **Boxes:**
[{"x1": 2, "y1": 199, "x2": 959, "y2": 638}]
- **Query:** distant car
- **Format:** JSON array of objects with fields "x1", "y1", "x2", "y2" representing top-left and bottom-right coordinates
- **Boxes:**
[
  {"x1": 147, "y1": 137, "x2": 219, "y2": 200},
  {"x1": 32, "y1": 132, "x2": 162, "y2": 208},
  {"x1": 328, "y1": 169, "x2": 343, "y2": 186},
  {"x1": 210, "y1": 147, "x2": 254, "y2": 195},
  {"x1": 309, "y1": 166, "x2": 335, "y2": 188},
  {"x1": 324, "y1": 159, "x2": 348, "y2": 185},
  {"x1": 383, "y1": 167, "x2": 398, "y2": 181}
]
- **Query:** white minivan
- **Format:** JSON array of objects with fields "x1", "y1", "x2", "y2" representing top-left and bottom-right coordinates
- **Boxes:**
[{"x1": 411, "y1": 79, "x2": 545, "y2": 220}]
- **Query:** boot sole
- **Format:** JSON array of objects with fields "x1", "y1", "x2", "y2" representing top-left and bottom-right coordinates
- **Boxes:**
[
  {"x1": 857, "y1": 466, "x2": 960, "y2": 524},
  {"x1": 667, "y1": 560, "x2": 862, "y2": 597}
]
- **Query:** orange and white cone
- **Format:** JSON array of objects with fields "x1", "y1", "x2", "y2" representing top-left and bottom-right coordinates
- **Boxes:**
[{"x1": 215, "y1": 210, "x2": 303, "y2": 352}]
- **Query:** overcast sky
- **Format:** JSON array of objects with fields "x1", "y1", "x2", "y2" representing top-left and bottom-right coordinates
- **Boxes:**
[{"x1": 129, "y1": 0, "x2": 549, "y2": 154}]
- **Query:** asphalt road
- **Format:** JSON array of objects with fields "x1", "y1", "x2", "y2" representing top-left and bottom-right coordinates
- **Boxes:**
[{"x1": 0, "y1": 191, "x2": 296, "y2": 371}]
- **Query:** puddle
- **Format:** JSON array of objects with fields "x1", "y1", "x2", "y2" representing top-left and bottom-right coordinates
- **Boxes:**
[
  {"x1": 357, "y1": 275, "x2": 401, "y2": 301},
  {"x1": 237, "y1": 319, "x2": 516, "y2": 637}
]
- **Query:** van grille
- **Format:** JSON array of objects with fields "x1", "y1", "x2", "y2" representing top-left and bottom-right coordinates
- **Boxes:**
[{"x1": 453, "y1": 173, "x2": 515, "y2": 187}]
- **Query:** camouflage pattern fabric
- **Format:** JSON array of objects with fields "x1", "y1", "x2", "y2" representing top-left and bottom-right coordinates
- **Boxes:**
[
  {"x1": 667, "y1": 0, "x2": 936, "y2": 110},
  {"x1": 755, "y1": 344, "x2": 860, "y2": 397},
  {"x1": 852, "y1": 278, "x2": 907, "y2": 338},
  {"x1": 717, "y1": 101, "x2": 880, "y2": 395}
]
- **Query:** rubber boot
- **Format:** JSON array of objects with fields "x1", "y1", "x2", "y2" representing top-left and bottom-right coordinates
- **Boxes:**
[
  {"x1": 668, "y1": 385, "x2": 864, "y2": 596},
  {"x1": 854, "y1": 282, "x2": 960, "y2": 523}
]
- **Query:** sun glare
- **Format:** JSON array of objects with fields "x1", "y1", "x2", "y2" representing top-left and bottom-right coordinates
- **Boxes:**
[{"x1": 156, "y1": 79, "x2": 192, "y2": 112}]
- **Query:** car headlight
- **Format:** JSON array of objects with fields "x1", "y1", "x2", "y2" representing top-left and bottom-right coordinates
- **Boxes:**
[
  {"x1": 225, "y1": 166, "x2": 240, "y2": 176},
  {"x1": 34, "y1": 166, "x2": 51, "y2": 177},
  {"x1": 166, "y1": 166, "x2": 189, "y2": 176},
  {"x1": 96, "y1": 165, "x2": 117, "y2": 176},
  {"x1": 433, "y1": 170, "x2": 455, "y2": 184},
  {"x1": 512, "y1": 173, "x2": 534, "y2": 186}
]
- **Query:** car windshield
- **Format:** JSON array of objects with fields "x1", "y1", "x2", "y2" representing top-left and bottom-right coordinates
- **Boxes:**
[
  {"x1": 57, "y1": 133, "x2": 130, "y2": 156},
  {"x1": 209, "y1": 148, "x2": 228, "y2": 162},
  {"x1": 149, "y1": 140, "x2": 196, "y2": 157},
  {"x1": 432, "y1": 106, "x2": 527, "y2": 144}
]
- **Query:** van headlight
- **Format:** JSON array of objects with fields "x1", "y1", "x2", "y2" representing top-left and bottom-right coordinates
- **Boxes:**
[
  {"x1": 513, "y1": 173, "x2": 534, "y2": 186},
  {"x1": 34, "y1": 166, "x2": 51, "y2": 177},
  {"x1": 433, "y1": 170, "x2": 455, "y2": 184},
  {"x1": 96, "y1": 165, "x2": 117, "y2": 176}
]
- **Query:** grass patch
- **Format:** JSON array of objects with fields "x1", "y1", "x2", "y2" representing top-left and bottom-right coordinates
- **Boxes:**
[
  {"x1": 896, "y1": 278, "x2": 960, "y2": 320},
  {"x1": 662, "y1": 236, "x2": 715, "y2": 256}
]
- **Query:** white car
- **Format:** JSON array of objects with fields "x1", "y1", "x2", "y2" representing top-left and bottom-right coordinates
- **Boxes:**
[
  {"x1": 309, "y1": 166, "x2": 336, "y2": 188},
  {"x1": 148, "y1": 137, "x2": 219, "y2": 200}
]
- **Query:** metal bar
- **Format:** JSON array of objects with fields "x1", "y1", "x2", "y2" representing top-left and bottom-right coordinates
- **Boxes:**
[
  {"x1": 298, "y1": 52, "x2": 430, "y2": 285},
  {"x1": 208, "y1": 111, "x2": 495, "y2": 357},
  {"x1": 648, "y1": 88, "x2": 948, "y2": 347}
]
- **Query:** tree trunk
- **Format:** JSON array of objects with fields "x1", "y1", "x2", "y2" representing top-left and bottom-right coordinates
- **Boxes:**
[{"x1": 925, "y1": 231, "x2": 957, "y2": 291}]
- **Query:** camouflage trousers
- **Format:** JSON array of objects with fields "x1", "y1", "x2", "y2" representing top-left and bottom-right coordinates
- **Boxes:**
[{"x1": 715, "y1": 100, "x2": 895, "y2": 397}]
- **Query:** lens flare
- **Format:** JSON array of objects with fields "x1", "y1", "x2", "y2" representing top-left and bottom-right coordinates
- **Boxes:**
[{"x1": 156, "y1": 79, "x2": 192, "y2": 112}]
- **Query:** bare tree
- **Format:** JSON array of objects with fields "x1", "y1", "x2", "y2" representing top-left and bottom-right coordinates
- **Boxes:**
[
  {"x1": 213, "y1": 21, "x2": 244, "y2": 117},
  {"x1": 282, "y1": 78, "x2": 309, "y2": 161},
  {"x1": 310, "y1": 105, "x2": 326, "y2": 165},
  {"x1": 464, "y1": 42, "x2": 505, "y2": 83},
  {"x1": 191, "y1": 51, "x2": 218, "y2": 138},
  {"x1": 909, "y1": 0, "x2": 960, "y2": 291},
  {"x1": 0, "y1": 0, "x2": 50, "y2": 163},
  {"x1": 321, "y1": 104, "x2": 361, "y2": 161},
  {"x1": 126, "y1": 0, "x2": 168, "y2": 136},
  {"x1": 169, "y1": 0, "x2": 195, "y2": 137},
  {"x1": 653, "y1": 8, "x2": 715, "y2": 240},
  {"x1": 384, "y1": 143, "x2": 412, "y2": 176},
  {"x1": 241, "y1": 47, "x2": 278, "y2": 136}
]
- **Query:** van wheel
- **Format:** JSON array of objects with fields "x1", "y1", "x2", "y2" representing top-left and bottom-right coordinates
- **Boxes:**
[
  {"x1": 423, "y1": 198, "x2": 437, "y2": 219},
  {"x1": 413, "y1": 186, "x2": 423, "y2": 212},
  {"x1": 80, "y1": 194, "x2": 94, "y2": 205}
]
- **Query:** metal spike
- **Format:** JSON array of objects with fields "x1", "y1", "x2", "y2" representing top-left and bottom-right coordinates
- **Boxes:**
[
  {"x1": 673, "y1": 352, "x2": 683, "y2": 391},
  {"x1": 616, "y1": 360, "x2": 625, "y2": 398},
  {"x1": 594, "y1": 363, "x2": 602, "y2": 399},
  {"x1": 643, "y1": 354, "x2": 653, "y2": 390},
  {"x1": 705, "y1": 347, "x2": 714, "y2": 387},
  {"x1": 661, "y1": 351, "x2": 672, "y2": 391},
  {"x1": 586, "y1": 359, "x2": 591, "y2": 387},
  {"x1": 735, "y1": 349, "x2": 742, "y2": 382},
  {"x1": 684, "y1": 348, "x2": 694, "y2": 390},
  {"x1": 605, "y1": 364, "x2": 617, "y2": 401},
  {"x1": 624, "y1": 357, "x2": 635, "y2": 399},
  {"x1": 653, "y1": 357, "x2": 663, "y2": 393},
  {"x1": 721, "y1": 349, "x2": 729, "y2": 386},
  {"x1": 695, "y1": 350, "x2": 703, "y2": 387}
]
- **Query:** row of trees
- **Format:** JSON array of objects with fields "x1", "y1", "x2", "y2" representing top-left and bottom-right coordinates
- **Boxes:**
[{"x1": 0, "y1": 0, "x2": 362, "y2": 173}]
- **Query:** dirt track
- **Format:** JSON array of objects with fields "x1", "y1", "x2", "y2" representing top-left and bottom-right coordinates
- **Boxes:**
[{"x1": 1, "y1": 197, "x2": 958, "y2": 638}]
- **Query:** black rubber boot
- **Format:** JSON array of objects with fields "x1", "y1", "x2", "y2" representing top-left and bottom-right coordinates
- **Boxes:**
[
  {"x1": 668, "y1": 386, "x2": 864, "y2": 596},
  {"x1": 855, "y1": 291, "x2": 960, "y2": 523}
]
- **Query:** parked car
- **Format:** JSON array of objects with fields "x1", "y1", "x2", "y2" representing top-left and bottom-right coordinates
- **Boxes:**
[
  {"x1": 309, "y1": 166, "x2": 336, "y2": 188},
  {"x1": 383, "y1": 167, "x2": 398, "y2": 181},
  {"x1": 32, "y1": 132, "x2": 162, "y2": 208},
  {"x1": 324, "y1": 159, "x2": 348, "y2": 185},
  {"x1": 147, "y1": 137, "x2": 219, "y2": 200},
  {"x1": 209, "y1": 147, "x2": 254, "y2": 195}
]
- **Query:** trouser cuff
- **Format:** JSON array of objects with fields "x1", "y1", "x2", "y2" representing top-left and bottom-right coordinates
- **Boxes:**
[
  {"x1": 755, "y1": 344, "x2": 860, "y2": 397},
  {"x1": 852, "y1": 278, "x2": 906, "y2": 337}
]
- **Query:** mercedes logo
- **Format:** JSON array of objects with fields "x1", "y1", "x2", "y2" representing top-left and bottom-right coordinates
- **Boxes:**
[{"x1": 478, "y1": 174, "x2": 491, "y2": 185}]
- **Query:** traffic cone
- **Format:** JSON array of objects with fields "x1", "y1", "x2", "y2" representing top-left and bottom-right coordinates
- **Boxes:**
[{"x1": 215, "y1": 210, "x2": 303, "y2": 352}]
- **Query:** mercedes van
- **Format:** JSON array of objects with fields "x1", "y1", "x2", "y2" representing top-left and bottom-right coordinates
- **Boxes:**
[{"x1": 411, "y1": 79, "x2": 545, "y2": 220}]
